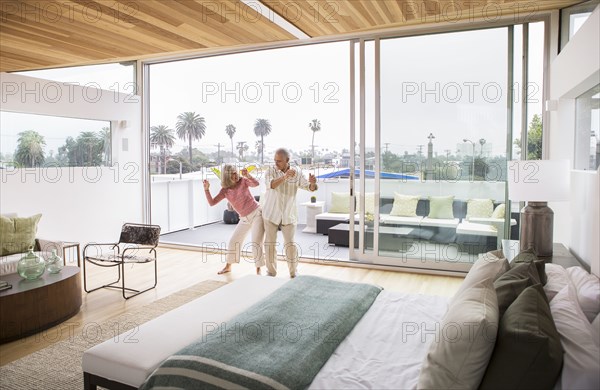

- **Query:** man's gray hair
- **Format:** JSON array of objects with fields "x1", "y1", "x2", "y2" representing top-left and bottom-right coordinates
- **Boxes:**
[{"x1": 275, "y1": 148, "x2": 290, "y2": 160}]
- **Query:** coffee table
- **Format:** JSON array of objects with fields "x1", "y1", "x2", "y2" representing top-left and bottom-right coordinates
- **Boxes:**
[
  {"x1": 0, "y1": 266, "x2": 82, "y2": 343},
  {"x1": 328, "y1": 223, "x2": 417, "y2": 251}
]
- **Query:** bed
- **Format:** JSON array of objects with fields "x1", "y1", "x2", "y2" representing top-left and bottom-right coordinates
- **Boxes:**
[{"x1": 82, "y1": 250, "x2": 600, "y2": 390}]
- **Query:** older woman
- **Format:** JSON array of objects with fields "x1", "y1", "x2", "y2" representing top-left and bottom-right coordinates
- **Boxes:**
[{"x1": 203, "y1": 165, "x2": 264, "y2": 275}]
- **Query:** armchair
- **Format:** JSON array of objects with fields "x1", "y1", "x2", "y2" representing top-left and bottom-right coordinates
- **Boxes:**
[{"x1": 83, "y1": 223, "x2": 161, "y2": 299}]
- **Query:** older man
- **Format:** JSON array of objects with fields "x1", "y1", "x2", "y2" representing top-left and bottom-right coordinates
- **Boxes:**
[{"x1": 262, "y1": 148, "x2": 317, "y2": 277}]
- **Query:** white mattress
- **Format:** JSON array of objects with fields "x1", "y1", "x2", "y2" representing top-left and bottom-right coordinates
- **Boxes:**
[{"x1": 83, "y1": 276, "x2": 448, "y2": 389}]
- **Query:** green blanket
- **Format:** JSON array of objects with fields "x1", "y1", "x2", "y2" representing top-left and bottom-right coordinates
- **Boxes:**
[{"x1": 139, "y1": 275, "x2": 382, "y2": 390}]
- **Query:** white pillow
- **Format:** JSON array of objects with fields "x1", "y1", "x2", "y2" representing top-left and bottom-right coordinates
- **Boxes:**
[
  {"x1": 389, "y1": 193, "x2": 419, "y2": 217},
  {"x1": 550, "y1": 284, "x2": 600, "y2": 390},
  {"x1": 328, "y1": 192, "x2": 351, "y2": 214},
  {"x1": 490, "y1": 203, "x2": 505, "y2": 219},
  {"x1": 592, "y1": 314, "x2": 600, "y2": 348},
  {"x1": 466, "y1": 198, "x2": 493, "y2": 219},
  {"x1": 544, "y1": 263, "x2": 572, "y2": 302},
  {"x1": 418, "y1": 278, "x2": 499, "y2": 389},
  {"x1": 566, "y1": 266, "x2": 600, "y2": 322},
  {"x1": 355, "y1": 192, "x2": 375, "y2": 215}
]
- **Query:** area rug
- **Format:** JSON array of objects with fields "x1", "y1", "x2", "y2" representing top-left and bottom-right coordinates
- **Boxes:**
[{"x1": 0, "y1": 280, "x2": 227, "y2": 390}]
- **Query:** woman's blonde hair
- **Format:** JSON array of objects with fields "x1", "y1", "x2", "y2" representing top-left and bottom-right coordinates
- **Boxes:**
[{"x1": 221, "y1": 164, "x2": 239, "y2": 188}]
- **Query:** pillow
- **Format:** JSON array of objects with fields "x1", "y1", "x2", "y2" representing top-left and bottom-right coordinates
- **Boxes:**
[
  {"x1": 550, "y1": 284, "x2": 600, "y2": 390},
  {"x1": 566, "y1": 266, "x2": 600, "y2": 322},
  {"x1": 428, "y1": 196, "x2": 454, "y2": 219},
  {"x1": 490, "y1": 203, "x2": 505, "y2": 219},
  {"x1": 454, "y1": 250, "x2": 510, "y2": 301},
  {"x1": 328, "y1": 192, "x2": 351, "y2": 214},
  {"x1": 466, "y1": 198, "x2": 493, "y2": 219},
  {"x1": 0, "y1": 214, "x2": 42, "y2": 256},
  {"x1": 389, "y1": 193, "x2": 419, "y2": 217},
  {"x1": 355, "y1": 192, "x2": 375, "y2": 215},
  {"x1": 494, "y1": 262, "x2": 541, "y2": 318},
  {"x1": 592, "y1": 314, "x2": 600, "y2": 347},
  {"x1": 480, "y1": 284, "x2": 563, "y2": 389},
  {"x1": 544, "y1": 264, "x2": 571, "y2": 302},
  {"x1": 418, "y1": 278, "x2": 499, "y2": 389},
  {"x1": 511, "y1": 248, "x2": 547, "y2": 285}
]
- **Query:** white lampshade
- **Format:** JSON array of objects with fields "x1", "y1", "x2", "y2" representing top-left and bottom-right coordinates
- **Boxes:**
[{"x1": 507, "y1": 160, "x2": 570, "y2": 202}]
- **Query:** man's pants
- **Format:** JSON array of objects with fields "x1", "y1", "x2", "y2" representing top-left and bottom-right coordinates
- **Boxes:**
[
  {"x1": 263, "y1": 220, "x2": 298, "y2": 277},
  {"x1": 225, "y1": 207, "x2": 265, "y2": 267}
]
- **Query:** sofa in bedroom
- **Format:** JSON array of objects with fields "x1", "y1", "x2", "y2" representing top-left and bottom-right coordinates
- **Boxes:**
[{"x1": 82, "y1": 248, "x2": 600, "y2": 390}]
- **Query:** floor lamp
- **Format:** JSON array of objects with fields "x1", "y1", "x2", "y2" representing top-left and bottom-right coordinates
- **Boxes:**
[{"x1": 507, "y1": 160, "x2": 570, "y2": 258}]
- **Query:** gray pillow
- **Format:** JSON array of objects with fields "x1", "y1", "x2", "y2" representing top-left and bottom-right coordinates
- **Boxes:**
[{"x1": 479, "y1": 284, "x2": 563, "y2": 390}]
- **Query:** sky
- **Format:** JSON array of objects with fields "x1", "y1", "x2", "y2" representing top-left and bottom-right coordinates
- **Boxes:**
[{"x1": 4, "y1": 22, "x2": 547, "y2": 162}]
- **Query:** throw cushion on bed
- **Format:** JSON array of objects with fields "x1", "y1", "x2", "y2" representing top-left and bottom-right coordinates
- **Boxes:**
[
  {"x1": 427, "y1": 196, "x2": 454, "y2": 219},
  {"x1": 453, "y1": 250, "x2": 510, "y2": 301},
  {"x1": 0, "y1": 213, "x2": 42, "y2": 256},
  {"x1": 494, "y1": 261, "x2": 541, "y2": 318},
  {"x1": 389, "y1": 193, "x2": 419, "y2": 217},
  {"x1": 544, "y1": 263, "x2": 571, "y2": 302},
  {"x1": 490, "y1": 203, "x2": 505, "y2": 219},
  {"x1": 510, "y1": 248, "x2": 547, "y2": 285},
  {"x1": 466, "y1": 198, "x2": 493, "y2": 219},
  {"x1": 479, "y1": 284, "x2": 563, "y2": 390},
  {"x1": 566, "y1": 266, "x2": 600, "y2": 322},
  {"x1": 329, "y1": 192, "x2": 352, "y2": 213},
  {"x1": 549, "y1": 284, "x2": 600, "y2": 389},
  {"x1": 592, "y1": 314, "x2": 600, "y2": 347},
  {"x1": 418, "y1": 278, "x2": 499, "y2": 389}
]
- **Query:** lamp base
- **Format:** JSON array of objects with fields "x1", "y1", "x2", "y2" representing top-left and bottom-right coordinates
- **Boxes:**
[{"x1": 520, "y1": 201, "x2": 554, "y2": 258}]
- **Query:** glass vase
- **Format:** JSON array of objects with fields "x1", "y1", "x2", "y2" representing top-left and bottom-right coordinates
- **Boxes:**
[
  {"x1": 45, "y1": 249, "x2": 64, "y2": 274},
  {"x1": 17, "y1": 247, "x2": 46, "y2": 280}
]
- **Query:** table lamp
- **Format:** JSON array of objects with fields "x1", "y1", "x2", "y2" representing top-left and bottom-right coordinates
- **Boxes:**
[{"x1": 507, "y1": 160, "x2": 570, "y2": 258}]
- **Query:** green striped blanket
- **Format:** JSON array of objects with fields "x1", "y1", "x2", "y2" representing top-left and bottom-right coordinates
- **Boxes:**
[{"x1": 139, "y1": 275, "x2": 382, "y2": 390}]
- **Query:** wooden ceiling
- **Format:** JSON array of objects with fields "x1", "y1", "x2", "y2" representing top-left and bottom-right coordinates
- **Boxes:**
[{"x1": 0, "y1": 0, "x2": 586, "y2": 72}]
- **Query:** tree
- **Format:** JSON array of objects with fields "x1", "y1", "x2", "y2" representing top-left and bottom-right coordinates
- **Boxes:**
[
  {"x1": 225, "y1": 124, "x2": 236, "y2": 159},
  {"x1": 150, "y1": 125, "x2": 176, "y2": 174},
  {"x1": 514, "y1": 114, "x2": 543, "y2": 160},
  {"x1": 253, "y1": 118, "x2": 272, "y2": 164},
  {"x1": 100, "y1": 127, "x2": 111, "y2": 165},
  {"x1": 14, "y1": 130, "x2": 45, "y2": 167},
  {"x1": 308, "y1": 119, "x2": 321, "y2": 161},
  {"x1": 237, "y1": 141, "x2": 248, "y2": 161},
  {"x1": 176, "y1": 112, "x2": 206, "y2": 167}
]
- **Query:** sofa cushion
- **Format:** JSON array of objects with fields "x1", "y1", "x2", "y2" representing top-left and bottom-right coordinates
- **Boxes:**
[
  {"x1": 466, "y1": 198, "x2": 493, "y2": 219},
  {"x1": 0, "y1": 214, "x2": 42, "y2": 256},
  {"x1": 316, "y1": 212, "x2": 352, "y2": 222},
  {"x1": 389, "y1": 193, "x2": 419, "y2": 217},
  {"x1": 329, "y1": 192, "x2": 352, "y2": 214},
  {"x1": 379, "y1": 215, "x2": 423, "y2": 226},
  {"x1": 491, "y1": 203, "x2": 505, "y2": 219},
  {"x1": 428, "y1": 196, "x2": 454, "y2": 219},
  {"x1": 356, "y1": 192, "x2": 375, "y2": 215}
]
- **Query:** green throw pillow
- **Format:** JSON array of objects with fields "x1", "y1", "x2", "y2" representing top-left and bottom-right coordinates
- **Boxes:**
[
  {"x1": 493, "y1": 261, "x2": 541, "y2": 318},
  {"x1": 466, "y1": 198, "x2": 493, "y2": 219},
  {"x1": 329, "y1": 192, "x2": 352, "y2": 214},
  {"x1": 491, "y1": 203, "x2": 505, "y2": 219},
  {"x1": 0, "y1": 214, "x2": 42, "y2": 256},
  {"x1": 512, "y1": 248, "x2": 547, "y2": 286},
  {"x1": 389, "y1": 193, "x2": 419, "y2": 217},
  {"x1": 428, "y1": 196, "x2": 454, "y2": 219},
  {"x1": 479, "y1": 284, "x2": 563, "y2": 390}
]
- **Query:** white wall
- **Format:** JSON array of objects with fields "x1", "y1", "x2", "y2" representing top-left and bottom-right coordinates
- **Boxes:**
[
  {"x1": 548, "y1": 6, "x2": 600, "y2": 270},
  {"x1": 0, "y1": 73, "x2": 143, "y2": 245}
]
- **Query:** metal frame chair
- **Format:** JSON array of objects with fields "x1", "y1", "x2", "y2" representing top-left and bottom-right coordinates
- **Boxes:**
[{"x1": 83, "y1": 223, "x2": 161, "y2": 299}]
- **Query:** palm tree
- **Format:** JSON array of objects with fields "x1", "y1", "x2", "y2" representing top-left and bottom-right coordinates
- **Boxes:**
[
  {"x1": 175, "y1": 112, "x2": 206, "y2": 166},
  {"x1": 14, "y1": 130, "x2": 45, "y2": 167},
  {"x1": 308, "y1": 119, "x2": 321, "y2": 161},
  {"x1": 225, "y1": 124, "x2": 236, "y2": 159},
  {"x1": 237, "y1": 141, "x2": 248, "y2": 161},
  {"x1": 100, "y1": 127, "x2": 111, "y2": 166},
  {"x1": 150, "y1": 125, "x2": 176, "y2": 174},
  {"x1": 253, "y1": 118, "x2": 272, "y2": 164}
]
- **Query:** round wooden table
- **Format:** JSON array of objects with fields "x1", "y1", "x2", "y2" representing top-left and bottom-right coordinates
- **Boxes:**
[{"x1": 0, "y1": 266, "x2": 82, "y2": 343}]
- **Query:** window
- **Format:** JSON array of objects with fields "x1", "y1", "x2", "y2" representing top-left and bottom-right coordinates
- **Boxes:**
[
  {"x1": 0, "y1": 111, "x2": 112, "y2": 167},
  {"x1": 560, "y1": 1, "x2": 598, "y2": 51},
  {"x1": 575, "y1": 84, "x2": 600, "y2": 170}
]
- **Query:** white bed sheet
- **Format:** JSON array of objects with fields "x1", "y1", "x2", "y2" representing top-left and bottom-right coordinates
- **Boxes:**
[{"x1": 310, "y1": 291, "x2": 448, "y2": 389}]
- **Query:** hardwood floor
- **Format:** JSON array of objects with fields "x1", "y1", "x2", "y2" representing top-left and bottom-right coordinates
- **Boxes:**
[{"x1": 0, "y1": 246, "x2": 464, "y2": 366}]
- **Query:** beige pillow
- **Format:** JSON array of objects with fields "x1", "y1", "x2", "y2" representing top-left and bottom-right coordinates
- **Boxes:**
[
  {"x1": 328, "y1": 192, "x2": 352, "y2": 214},
  {"x1": 355, "y1": 192, "x2": 375, "y2": 215},
  {"x1": 418, "y1": 278, "x2": 499, "y2": 389},
  {"x1": 428, "y1": 195, "x2": 454, "y2": 219},
  {"x1": 453, "y1": 250, "x2": 510, "y2": 301},
  {"x1": 466, "y1": 198, "x2": 493, "y2": 219},
  {"x1": 389, "y1": 193, "x2": 419, "y2": 217},
  {"x1": 491, "y1": 203, "x2": 505, "y2": 219},
  {"x1": 0, "y1": 214, "x2": 42, "y2": 256}
]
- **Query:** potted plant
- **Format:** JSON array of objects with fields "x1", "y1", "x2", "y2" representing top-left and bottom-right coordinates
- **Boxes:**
[{"x1": 310, "y1": 196, "x2": 317, "y2": 203}]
